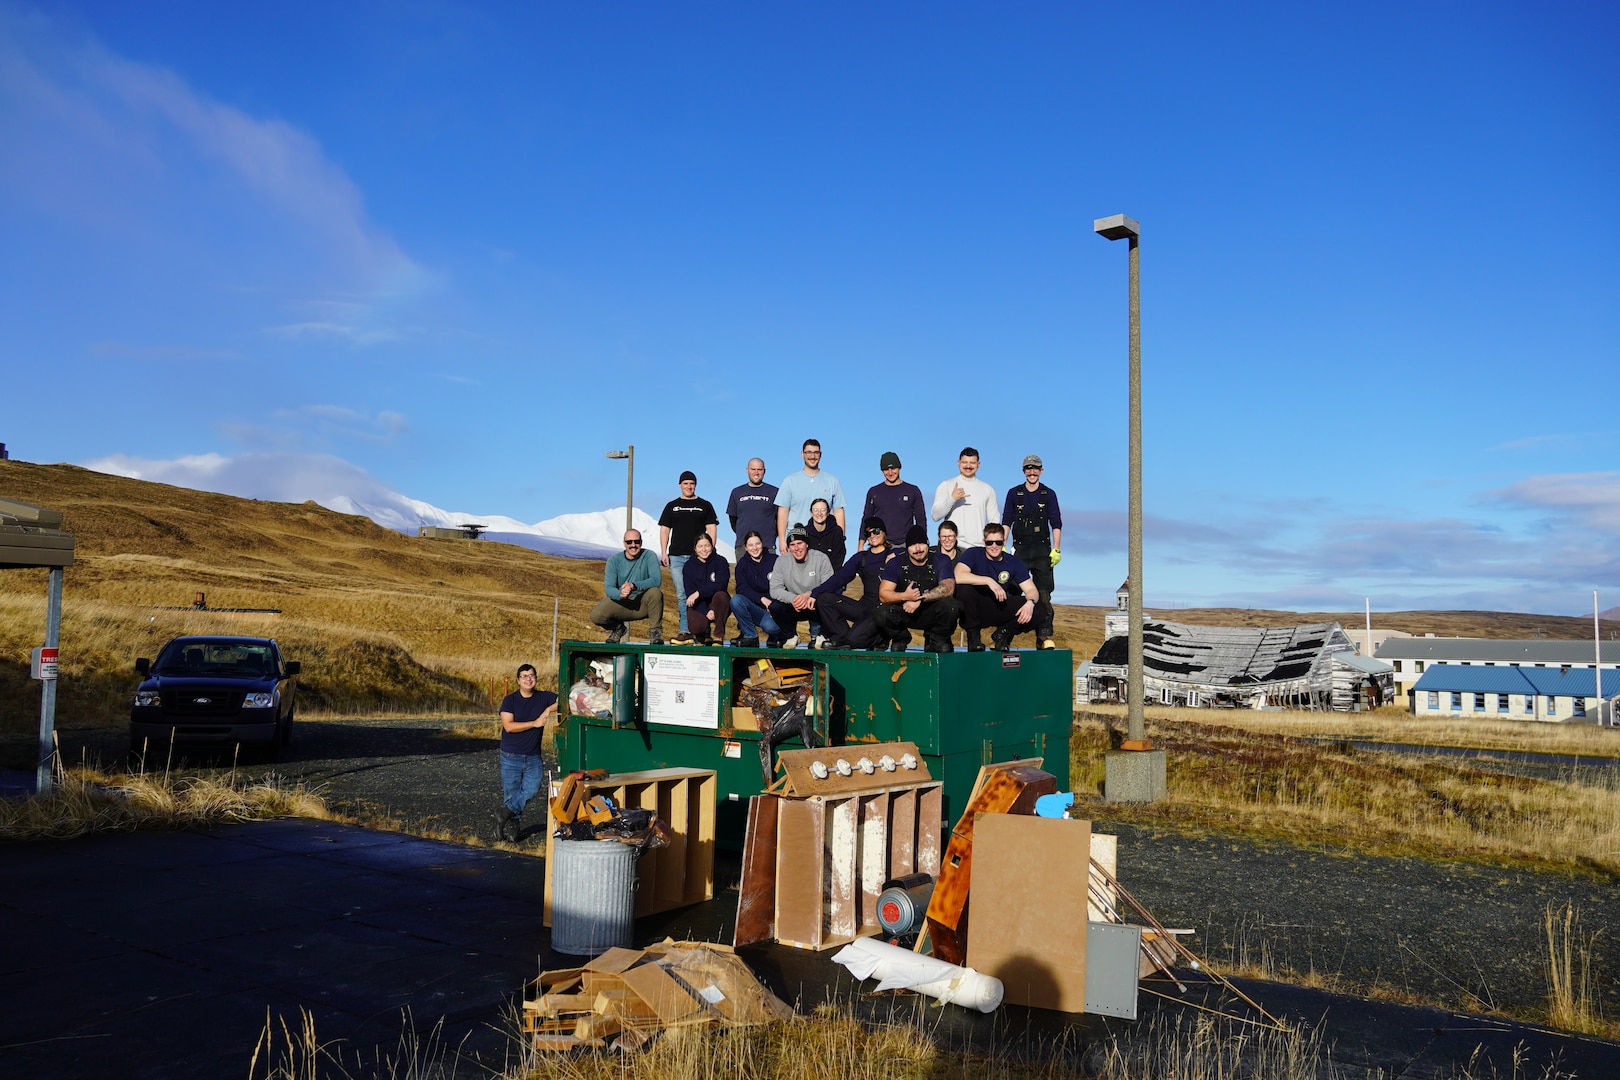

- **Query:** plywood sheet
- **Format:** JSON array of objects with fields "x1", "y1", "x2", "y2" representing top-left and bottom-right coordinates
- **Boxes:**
[
  {"x1": 777, "y1": 742, "x2": 929, "y2": 795},
  {"x1": 965, "y1": 813, "x2": 1091, "y2": 1013},
  {"x1": 733, "y1": 795, "x2": 778, "y2": 947}
]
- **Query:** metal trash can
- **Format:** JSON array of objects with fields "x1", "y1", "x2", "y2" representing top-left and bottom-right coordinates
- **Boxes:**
[{"x1": 550, "y1": 839, "x2": 638, "y2": 954}]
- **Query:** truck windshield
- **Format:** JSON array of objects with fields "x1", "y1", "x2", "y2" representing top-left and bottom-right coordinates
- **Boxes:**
[{"x1": 153, "y1": 643, "x2": 276, "y2": 677}]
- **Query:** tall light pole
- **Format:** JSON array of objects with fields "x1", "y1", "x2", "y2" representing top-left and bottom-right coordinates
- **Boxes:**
[
  {"x1": 606, "y1": 446, "x2": 634, "y2": 533},
  {"x1": 1095, "y1": 213, "x2": 1163, "y2": 802}
]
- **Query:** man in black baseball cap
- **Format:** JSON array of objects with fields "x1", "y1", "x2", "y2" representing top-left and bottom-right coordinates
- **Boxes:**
[{"x1": 873, "y1": 525, "x2": 961, "y2": 652}]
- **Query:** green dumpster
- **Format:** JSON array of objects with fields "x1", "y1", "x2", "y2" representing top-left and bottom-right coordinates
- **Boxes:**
[{"x1": 554, "y1": 642, "x2": 1071, "y2": 848}]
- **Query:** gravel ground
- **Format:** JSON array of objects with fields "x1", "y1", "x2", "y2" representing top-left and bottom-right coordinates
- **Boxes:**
[{"x1": 52, "y1": 716, "x2": 1620, "y2": 1021}]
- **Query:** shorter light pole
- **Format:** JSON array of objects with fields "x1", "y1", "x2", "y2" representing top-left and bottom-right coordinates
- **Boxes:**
[{"x1": 606, "y1": 446, "x2": 634, "y2": 533}]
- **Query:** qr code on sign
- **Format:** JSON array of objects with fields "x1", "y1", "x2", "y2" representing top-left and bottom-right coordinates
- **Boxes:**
[{"x1": 675, "y1": 690, "x2": 685, "y2": 704}]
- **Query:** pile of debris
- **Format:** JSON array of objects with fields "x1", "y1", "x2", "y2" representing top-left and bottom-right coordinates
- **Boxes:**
[
  {"x1": 550, "y1": 770, "x2": 671, "y2": 848},
  {"x1": 523, "y1": 940, "x2": 794, "y2": 1051}
]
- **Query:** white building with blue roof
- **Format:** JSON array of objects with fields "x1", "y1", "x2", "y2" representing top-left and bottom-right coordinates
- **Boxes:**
[{"x1": 1409, "y1": 663, "x2": 1618, "y2": 724}]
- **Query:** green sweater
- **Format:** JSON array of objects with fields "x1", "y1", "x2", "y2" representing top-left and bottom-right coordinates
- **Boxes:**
[{"x1": 603, "y1": 550, "x2": 663, "y2": 600}]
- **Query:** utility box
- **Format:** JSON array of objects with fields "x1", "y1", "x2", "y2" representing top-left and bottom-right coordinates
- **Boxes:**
[{"x1": 554, "y1": 641, "x2": 1073, "y2": 848}]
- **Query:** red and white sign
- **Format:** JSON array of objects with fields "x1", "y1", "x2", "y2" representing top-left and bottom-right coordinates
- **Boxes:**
[{"x1": 31, "y1": 647, "x2": 58, "y2": 681}]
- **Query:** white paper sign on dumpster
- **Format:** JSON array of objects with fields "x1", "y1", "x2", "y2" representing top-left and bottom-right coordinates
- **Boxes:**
[{"x1": 643, "y1": 652, "x2": 720, "y2": 729}]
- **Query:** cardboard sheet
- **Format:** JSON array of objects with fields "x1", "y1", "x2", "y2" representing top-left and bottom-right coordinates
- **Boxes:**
[{"x1": 964, "y1": 813, "x2": 1091, "y2": 1012}]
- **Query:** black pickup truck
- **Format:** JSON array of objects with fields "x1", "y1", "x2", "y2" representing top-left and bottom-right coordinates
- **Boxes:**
[{"x1": 131, "y1": 636, "x2": 300, "y2": 761}]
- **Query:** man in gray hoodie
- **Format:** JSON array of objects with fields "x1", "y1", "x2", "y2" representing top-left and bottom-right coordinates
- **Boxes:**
[{"x1": 767, "y1": 524, "x2": 834, "y2": 648}]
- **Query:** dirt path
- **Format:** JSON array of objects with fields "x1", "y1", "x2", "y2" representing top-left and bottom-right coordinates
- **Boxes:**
[{"x1": 52, "y1": 717, "x2": 1620, "y2": 1022}]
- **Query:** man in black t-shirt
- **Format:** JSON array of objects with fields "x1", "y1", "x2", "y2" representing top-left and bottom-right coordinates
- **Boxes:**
[
  {"x1": 658, "y1": 470, "x2": 719, "y2": 639},
  {"x1": 496, "y1": 663, "x2": 557, "y2": 842}
]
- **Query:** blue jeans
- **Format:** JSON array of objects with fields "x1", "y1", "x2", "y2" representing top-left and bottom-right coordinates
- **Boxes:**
[
  {"x1": 668, "y1": 555, "x2": 690, "y2": 633},
  {"x1": 500, "y1": 750, "x2": 546, "y2": 817},
  {"x1": 732, "y1": 594, "x2": 782, "y2": 641}
]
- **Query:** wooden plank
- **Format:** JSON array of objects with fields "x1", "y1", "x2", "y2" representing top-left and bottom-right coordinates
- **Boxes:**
[
  {"x1": 777, "y1": 742, "x2": 929, "y2": 795},
  {"x1": 826, "y1": 795, "x2": 860, "y2": 943},
  {"x1": 733, "y1": 795, "x2": 779, "y2": 947},
  {"x1": 965, "y1": 814, "x2": 1090, "y2": 1012},
  {"x1": 773, "y1": 798, "x2": 824, "y2": 949},
  {"x1": 888, "y1": 787, "x2": 917, "y2": 878},
  {"x1": 858, "y1": 792, "x2": 890, "y2": 933},
  {"x1": 1088, "y1": 832, "x2": 1117, "y2": 923},
  {"x1": 917, "y1": 784, "x2": 943, "y2": 876},
  {"x1": 659, "y1": 778, "x2": 689, "y2": 905},
  {"x1": 584, "y1": 946, "x2": 645, "y2": 975},
  {"x1": 620, "y1": 961, "x2": 705, "y2": 1024},
  {"x1": 689, "y1": 772, "x2": 717, "y2": 904}
]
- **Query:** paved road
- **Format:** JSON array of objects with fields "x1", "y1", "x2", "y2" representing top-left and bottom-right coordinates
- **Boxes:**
[
  {"x1": 4, "y1": 819, "x2": 1618, "y2": 1080},
  {"x1": 45, "y1": 718, "x2": 1620, "y2": 1024}
]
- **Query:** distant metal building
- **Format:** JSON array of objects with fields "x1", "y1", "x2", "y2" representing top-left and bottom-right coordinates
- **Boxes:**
[
  {"x1": 1410, "y1": 664, "x2": 1618, "y2": 725},
  {"x1": 1082, "y1": 593, "x2": 1393, "y2": 711},
  {"x1": 1375, "y1": 637, "x2": 1620, "y2": 701}
]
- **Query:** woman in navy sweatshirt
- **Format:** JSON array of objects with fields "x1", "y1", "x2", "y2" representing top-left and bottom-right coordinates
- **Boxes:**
[{"x1": 680, "y1": 533, "x2": 731, "y2": 644}]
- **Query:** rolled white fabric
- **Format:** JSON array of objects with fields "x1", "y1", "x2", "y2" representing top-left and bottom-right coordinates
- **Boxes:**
[{"x1": 831, "y1": 937, "x2": 1004, "y2": 1013}]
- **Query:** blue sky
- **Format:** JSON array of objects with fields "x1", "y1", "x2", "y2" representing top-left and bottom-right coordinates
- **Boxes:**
[{"x1": 2, "y1": 1, "x2": 1616, "y2": 614}]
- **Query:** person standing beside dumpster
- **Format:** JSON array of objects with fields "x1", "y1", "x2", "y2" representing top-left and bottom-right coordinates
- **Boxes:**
[
  {"x1": 931, "y1": 447, "x2": 999, "y2": 549},
  {"x1": 659, "y1": 470, "x2": 718, "y2": 639},
  {"x1": 1003, "y1": 454, "x2": 1063, "y2": 650},
  {"x1": 495, "y1": 663, "x2": 557, "y2": 843},
  {"x1": 590, "y1": 530, "x2": 664, "y2": 644},
  {"x1": 875, "y1": 525, "x2": 961, "y2": 653}
]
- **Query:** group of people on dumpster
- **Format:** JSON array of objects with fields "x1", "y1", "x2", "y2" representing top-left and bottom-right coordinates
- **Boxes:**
[
  {"x1": 590, "y1": 440, "x2": 1065, "y2": 655},
  {"x1": 493, "y1": 441, "x2": 1066, "y2": 841}
]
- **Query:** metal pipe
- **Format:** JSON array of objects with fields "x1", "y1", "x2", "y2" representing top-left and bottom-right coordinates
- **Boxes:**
[
  {"x1": 37, "y1": 566, "x2": 63, "y2": 794},
  {"x1": 1126, "y1": 233, "x2": 1144, "y2": 742}
]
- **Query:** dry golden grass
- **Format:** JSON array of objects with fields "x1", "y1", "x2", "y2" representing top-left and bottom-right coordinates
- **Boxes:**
[
  {"x1": 1149, "y1": 703, "x2": 1620, "y2": 760},
  {"x1": 247, "y1": 1003, "x2": 1349, "y2": 1080},
  {"x1": 0, "y1": 763, "x2": 328, "y2": 841},
  {"x1": 1545, "y1": 903, "x2": 1609, "y2": 1037},
  {"x1": 1073, "y1": 709, "x2": 1620, "y2": 875}
]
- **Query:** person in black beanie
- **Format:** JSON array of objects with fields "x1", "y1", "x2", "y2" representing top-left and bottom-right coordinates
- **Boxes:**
[{"x1": 873, "y1": 525, "x2": 961, "y2": 653}]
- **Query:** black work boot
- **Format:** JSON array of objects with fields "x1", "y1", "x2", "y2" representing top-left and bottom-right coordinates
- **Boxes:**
[
  {"x1": 991, "y1": 625, "x2": 1014, "y2": 651},
  {"x1": 966, "y1": 629, "x2": 985, "y2": 652}
]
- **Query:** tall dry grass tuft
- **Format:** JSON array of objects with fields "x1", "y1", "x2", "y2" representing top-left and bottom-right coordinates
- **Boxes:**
[
  {"x1": 1091, "y1": 1013, "x2": 1330, "y2": 1080},
  {"x1": 1544, "y1": 902, "x2": 1607, "y2": 1036},
  {"x1": 0, "y1": 765, "x2": 327, "y2": 842}
]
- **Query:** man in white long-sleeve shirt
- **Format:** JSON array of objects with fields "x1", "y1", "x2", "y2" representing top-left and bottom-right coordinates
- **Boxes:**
[{"x1": 931, "y1": 447, "x2": 999, "y2": 549}]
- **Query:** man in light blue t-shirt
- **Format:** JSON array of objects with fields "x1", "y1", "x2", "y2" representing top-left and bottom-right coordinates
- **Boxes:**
[{"x1": 774, "y1": 438, "x2": 844, "y2": 552}]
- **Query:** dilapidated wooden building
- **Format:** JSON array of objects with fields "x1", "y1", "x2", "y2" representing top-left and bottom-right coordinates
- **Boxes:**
[{"x1": 1081, "y1": 592, "x2": 1394, "y2": 711}]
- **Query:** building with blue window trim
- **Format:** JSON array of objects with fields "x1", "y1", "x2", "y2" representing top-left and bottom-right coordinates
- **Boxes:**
[{"x1": 1408, "y1": 664, "x2": 1618, "y2": 725}]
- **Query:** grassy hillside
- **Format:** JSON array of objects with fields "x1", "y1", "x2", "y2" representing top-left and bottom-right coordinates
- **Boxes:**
[{"x1": 3, "y1": 459, "x2": 1606, "y2": 740}]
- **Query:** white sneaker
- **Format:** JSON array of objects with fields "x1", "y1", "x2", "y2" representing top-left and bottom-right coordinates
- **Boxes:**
[
  {"x1": 779, "y1": 635, "x2": 800, "y2": 650},
  {"x1": 813, "y1": 634, "x2": 828, "y2": 650}
]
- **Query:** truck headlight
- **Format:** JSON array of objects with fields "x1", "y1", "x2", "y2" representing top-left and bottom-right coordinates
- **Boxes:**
[
  {"x1": 134, "y1": 691, "x2": 160, "y2": 707},
  {"x1": 242, "y1": 693, "x2": 276, "y2": 708}
]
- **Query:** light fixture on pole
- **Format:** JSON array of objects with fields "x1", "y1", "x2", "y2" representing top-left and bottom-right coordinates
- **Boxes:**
[
  {"x1": 1095, "y1": 213, "x2": 1164, "y2": 802},
  {"x1": 606, "y1": 446, "x2": 634, "y2": 533}
]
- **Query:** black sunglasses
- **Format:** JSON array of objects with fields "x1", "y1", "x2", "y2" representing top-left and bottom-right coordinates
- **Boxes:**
[{"x1": 624, "y1": 540, "x2": 643, "y2": 546}]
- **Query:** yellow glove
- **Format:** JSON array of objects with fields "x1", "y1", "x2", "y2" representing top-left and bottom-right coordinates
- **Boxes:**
[{"x1": 1049, "y1": 550, "x2": 1062, "y2": 568}]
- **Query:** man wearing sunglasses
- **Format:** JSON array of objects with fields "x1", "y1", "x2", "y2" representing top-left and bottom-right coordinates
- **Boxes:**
[
  {"x1": 589, "y1": 530, "x2": 665, "y2": 644},
  {"x1": 954, "y1": 522, "x2": 1040, "y2": 652}
]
